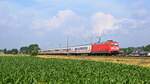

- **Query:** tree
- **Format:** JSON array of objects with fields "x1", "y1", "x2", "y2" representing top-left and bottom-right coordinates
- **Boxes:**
[
  {"x1": 144, "y1": 44, "x2": 150, "y2": 52},
  {"x1": 11, "y1": 49, "x2": 18, "y2": 54},
  {"x1": 28, "y1": 44, "x2": 40, "y2": 56},
  {"x1": 121, "y1": 47, "x2": 135, "y2": 54},
  {"x1": 20, "y1": 46, "x2": 29, "y2": 54},
  {"x1": 4, "y1": 48, "x2": 7, "y2": 54},
  {"x1": 127, "y1": 47, "x2": 135, "y2": 54}
]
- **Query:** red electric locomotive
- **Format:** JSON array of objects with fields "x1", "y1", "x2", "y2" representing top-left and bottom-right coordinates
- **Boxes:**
[
  {"x1": 91, "y1": 40, "x2": 120, "y2": 54},
  {"x1": 39, "y1": 40, "x2": 120, "y2": 55}
]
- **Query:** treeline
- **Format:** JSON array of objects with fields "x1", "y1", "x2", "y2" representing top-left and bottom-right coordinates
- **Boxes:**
[
  {"x1": 0, "y1": 44, "x2": 40, "y2": 56},
  {"x1": 121, "y1": 44, "x2": 150, "y2": 54}
]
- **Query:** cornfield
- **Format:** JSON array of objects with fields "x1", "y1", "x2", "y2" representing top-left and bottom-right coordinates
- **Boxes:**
[{"x1": 0, "y1": 56, "x2": 150, "y2": 84}]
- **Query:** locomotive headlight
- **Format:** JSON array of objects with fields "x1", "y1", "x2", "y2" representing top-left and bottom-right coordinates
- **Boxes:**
[
  {"x1": 111, "y1": 47, "x2": 119, "y2": 50},
  {"x1": 115, "y1": 47, "x2": 119, "y2": 50},
  {"x1": 111, "y1": 47, "x2": 115, "y2": 50}
]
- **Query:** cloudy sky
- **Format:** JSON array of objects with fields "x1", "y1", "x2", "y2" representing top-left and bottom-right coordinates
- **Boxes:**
[{"x1": 0, "y1": 0, "x2": 150, "y2": 49}]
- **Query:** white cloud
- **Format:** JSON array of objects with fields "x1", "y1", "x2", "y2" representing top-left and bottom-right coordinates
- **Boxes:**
[
  {"x1": 32, "y1": 10, "x2": 147, "y2": 39},
  {"x1": 32, "y1": 10, "x2": 81, "y2": 32},
  {"x1": 91, "y1": 12, "x2": 118, "y2": 36},
  {"x1": 56, "y1": 12, "x2": 121, "y2": 40},
  {"x1": 48, "y1": 10, "x2": 81, "y2": 29}
]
